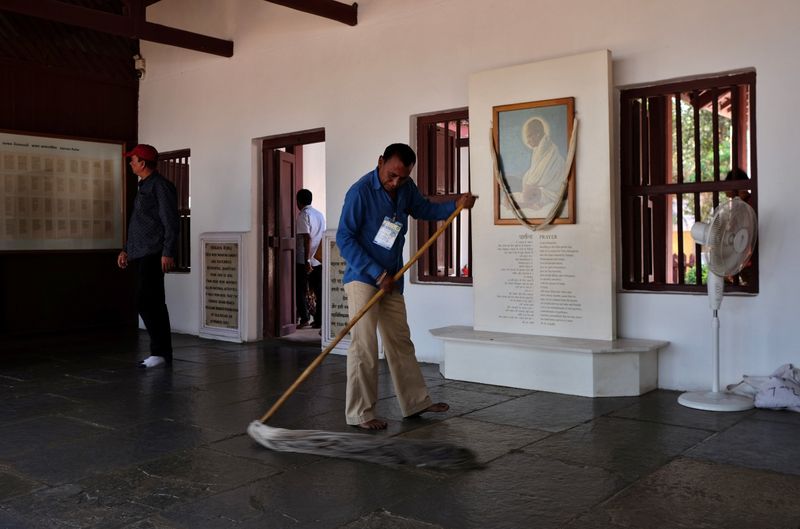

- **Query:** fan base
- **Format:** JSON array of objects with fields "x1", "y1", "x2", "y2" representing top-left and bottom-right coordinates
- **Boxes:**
[{"x1": 678, "y1": 391, "x2": 754, "y2": 412}]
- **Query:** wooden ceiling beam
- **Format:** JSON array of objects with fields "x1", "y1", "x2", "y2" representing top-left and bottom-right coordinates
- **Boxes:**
[
  {"x1": 0, "y1": 0, "x2": 233, "y2": 57},
  {"x1": 139, "y1": 21, "x2": 232, "y2": 57},
  {"x1": 265, "y1": 0, "x2": 357, "y2": 26}
]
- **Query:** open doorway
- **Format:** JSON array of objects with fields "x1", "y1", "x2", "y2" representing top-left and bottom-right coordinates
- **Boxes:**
[{"x1": 262, "y1": 129, "x2": 326, "y2": 338}]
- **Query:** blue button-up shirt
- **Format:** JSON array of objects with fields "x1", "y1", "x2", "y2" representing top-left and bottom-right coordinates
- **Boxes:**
[
  {"x1": 124, "y1": 171, "x2": 179, "y2": 261},
  {"x1": 336, "y1": 168, "x2": 455, "y2": 294}
]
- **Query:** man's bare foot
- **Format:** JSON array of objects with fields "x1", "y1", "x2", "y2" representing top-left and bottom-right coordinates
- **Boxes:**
[{"x1": 356, "y1": 419, "x2": 387, "y2": 430}]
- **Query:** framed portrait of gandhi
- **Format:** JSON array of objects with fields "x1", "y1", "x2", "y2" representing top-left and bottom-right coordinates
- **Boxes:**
[
  {"x1": 0, "y1": 130, "x2": 125, "y2": 251},
  {"x1": 492, "y1": 97, "x2": 576, "y2": 226}
]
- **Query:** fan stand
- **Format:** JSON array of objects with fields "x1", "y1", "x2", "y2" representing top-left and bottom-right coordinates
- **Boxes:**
[{"x1": 678, "y1": 273, "x2": 754, "y2": 412}]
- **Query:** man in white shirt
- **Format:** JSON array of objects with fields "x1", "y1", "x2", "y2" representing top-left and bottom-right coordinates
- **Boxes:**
[{"x1": 295, "y1": 188, "x2": 326, "y2": 328}]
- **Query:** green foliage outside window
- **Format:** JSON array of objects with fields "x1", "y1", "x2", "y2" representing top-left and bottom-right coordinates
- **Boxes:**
[
  {"x1": 672, "y1": 99, "x2": 732, "y2": 222},
  {"x1": 685, "y1": 263, "x2": 708, "y2": 285}
]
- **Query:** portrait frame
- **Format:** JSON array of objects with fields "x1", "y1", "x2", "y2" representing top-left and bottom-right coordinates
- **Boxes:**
[{"x1": 492, "y1": 97, "x2": 576, "y2": 226}]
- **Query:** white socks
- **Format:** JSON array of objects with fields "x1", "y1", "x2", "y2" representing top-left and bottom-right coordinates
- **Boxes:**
[{"x1": 139, "y1": 355, "x2": 166, "y2": 368}]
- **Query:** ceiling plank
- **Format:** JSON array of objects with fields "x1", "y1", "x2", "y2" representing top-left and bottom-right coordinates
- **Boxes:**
[
  {"x1": 265, "y1": 0, "x2": 357, "y2": 26},
  {"x1": 140, "y1": 21, "x2": 233, "y2": 57},
  {"x1": 0, "y1": 0, "x2": 130, "y2": 34},
  {"x1": 0, "y1": 0, "x2": 233, "y2": 57}
]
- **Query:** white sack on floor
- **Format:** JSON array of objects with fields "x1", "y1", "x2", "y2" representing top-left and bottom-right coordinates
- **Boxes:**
[{"x1": 727, "y1": 364, "x2": 800, "y2": 412}]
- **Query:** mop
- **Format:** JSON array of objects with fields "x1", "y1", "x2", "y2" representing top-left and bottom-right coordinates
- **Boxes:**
[{"x1": 248, "y1": 204, "x2": 479, "y2": 469}]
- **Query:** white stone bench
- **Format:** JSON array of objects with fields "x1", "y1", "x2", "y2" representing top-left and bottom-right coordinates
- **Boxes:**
[{"x1": 430, "y1": 326, "x2": 668, "y2": 397}]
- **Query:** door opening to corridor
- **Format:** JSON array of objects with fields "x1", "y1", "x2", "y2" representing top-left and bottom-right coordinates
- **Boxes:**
[{"x1": 262, "y1": 129, "x2": 326, "y2": 338}]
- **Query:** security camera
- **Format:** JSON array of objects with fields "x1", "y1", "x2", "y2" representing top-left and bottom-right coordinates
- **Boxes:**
[{"x1": 133, "y1": 54, "x2": 146, "y2": 81}]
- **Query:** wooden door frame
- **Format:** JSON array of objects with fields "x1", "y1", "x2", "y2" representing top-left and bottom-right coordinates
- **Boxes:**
[{"x1": 261, "y1": 128, "x2": 325, "y2": 338}]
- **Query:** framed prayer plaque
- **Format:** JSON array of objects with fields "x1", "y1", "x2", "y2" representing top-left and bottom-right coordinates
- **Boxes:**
[
  {"x1": 492, "y1": 97, "x2": 575, "y2": 225},
  {"x1": 322, "y1": 230, "x2": 351, "y2": 353},
  {"x1": 199, "y1": 232, "x2": 244, "y2": 342},
  {"x1": 0, "y1": 129, "x2": 125, "y2": 251}
]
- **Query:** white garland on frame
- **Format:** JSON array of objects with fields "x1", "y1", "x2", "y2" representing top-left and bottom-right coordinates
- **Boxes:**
[{"x1": 490, "y1": 117, "x2": 578, "y2": 231}]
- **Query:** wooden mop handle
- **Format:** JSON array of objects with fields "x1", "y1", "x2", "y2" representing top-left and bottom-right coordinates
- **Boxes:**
[{"x1": 259, "y1": 203, "x2": 468, "y2": 423}]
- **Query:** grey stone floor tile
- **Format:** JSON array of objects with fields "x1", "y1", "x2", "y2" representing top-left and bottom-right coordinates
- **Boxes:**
[
  {"x1": 562, "y1": 458, "x2": 800, "y2": 529},
  {"x1": 1, "y1": 482, "x2": 155, "y2": 529},
  {"x1": 0, "y1": 415, "x2": 112, "y2": 459},
  {"x1": 58, "y1": 400, "x2": 190, "y2": 431},
  {"x1": 169, "y1": 363, "x2": 264, "y2": 383},
  {"x1": 53, "y1": 371, "x2": 201, "y2": 401},
  {"x1": 750, "y1": 408, "x2": 800, "y2": 425},
  {"x1": 397, "y1": 416, "x2": 549, "y2": 465},
  {"x1": 0, "y1": 393, "x2": 82, "y2": 425},
  {"x1": 6, "y1": 419, "x2": 226, "y2": 485},
  {"x1": 0, "y1": 372, "x2": 107, "y2": 398},
  {"x1": 464, "y1": 391, "x2": 638, "y2": 432},
  {"x1": 419, "y1": 363, "x2": 443, "y2": 379},
  {"x1": 338, "y1": 509, "x2": 446, "y2": 529},
  {"x1": 686, "y1": 417, "x2": 800, "y2": 475},
  {"x1": 0, "y1": 468, "x2": 42, "y2": 502},
  {"x1": 423, "y1": 376, "x2": 450, "y2": 388},
  {"x1": 189, "y1": 393, "x2": 344, "y2": 435},
  {"x1": 160, "y1": 457, "x2": 445, "y2": 529},
  {"x1": 525, "y1": 416, "x2": 712, "y2": 482},
  {"x1": 375, "y1": 384, "x2": 514, "y2": 423},
  {"x1": 55, "y1": 382, "x2": 216, "y2": 430},
  {"x1": 58, "y1": 365, "x2": 159, "y2": 385},
  {"x1": 170, "y1": 349, "x2": 260, "y2": 367},
  {"x1": 178, "y1": 373, "x2": 284, "y2": 402},
  {"x1": 169, "y1": 333, "x2": 214, "y2": 348},
  {"x1": 391, "y1": 451, "x2": 625, "y2": 529},
  {"x1": 0, "y1": 507, "x2": 39, "y2": 529},
  {"x1": 441, "y1": 380, "x2": 535, "y2": 398},
  {"x1": 610, "y1": 389, "x2": 754, "y2": 431},
  {"x1": 120, "y1": 515, "x2": 183, "y2": 529},
  {"x1": 73, "y1": 447, "x2": 281, "y2": 511}
]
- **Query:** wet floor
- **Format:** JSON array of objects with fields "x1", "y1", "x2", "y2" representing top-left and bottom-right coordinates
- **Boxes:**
[{"x1": 1, "y1": 331, "x2": 799, "y2": 528}]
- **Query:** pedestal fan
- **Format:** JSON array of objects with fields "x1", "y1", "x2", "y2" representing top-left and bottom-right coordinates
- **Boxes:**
[{"x1": 678, "y1": 197, "x2": 758, "y2": 412}]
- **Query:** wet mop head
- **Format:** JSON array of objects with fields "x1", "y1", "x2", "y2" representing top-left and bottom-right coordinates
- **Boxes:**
[{"x1": 248, "y1": 421, "x2": 479, "y2": 469}]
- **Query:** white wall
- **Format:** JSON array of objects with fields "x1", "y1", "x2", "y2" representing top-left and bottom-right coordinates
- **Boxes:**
[
  {"x1": 140, "y1": 0, "x2": 800, "y2": 388},
  {"x1": 302, "y1": 142, "x2": 326, "y2": 222}
]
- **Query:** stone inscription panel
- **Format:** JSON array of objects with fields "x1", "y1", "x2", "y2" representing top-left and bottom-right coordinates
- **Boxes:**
[{"x1": 204, "y1": 242, "x2": 239, "y2": 329}]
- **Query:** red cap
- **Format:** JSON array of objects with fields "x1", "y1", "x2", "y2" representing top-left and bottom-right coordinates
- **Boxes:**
[{"x1": 124, "y1": 144, "x2": 158, "y2": 162}]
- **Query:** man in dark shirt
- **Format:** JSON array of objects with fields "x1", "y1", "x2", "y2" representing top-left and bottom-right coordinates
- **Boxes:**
[{"x1": 117, "y1": 144, "x2": 179, "y2": 368}]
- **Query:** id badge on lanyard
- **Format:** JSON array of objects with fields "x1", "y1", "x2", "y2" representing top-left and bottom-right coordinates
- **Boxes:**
[{"x1": 373, "y1": 216, "x2": 402, "y2": 250}]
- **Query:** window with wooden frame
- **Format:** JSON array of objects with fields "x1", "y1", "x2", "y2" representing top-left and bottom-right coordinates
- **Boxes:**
[
  {"x1": 157, "y1": 149, "x2": 191, "y2": 273},
  {"x1": 620, "y1": 72, "x2": 757, "y2": 293},
  {"x1": 415, "y1": 109, "x2": 472, "y2": 284}
]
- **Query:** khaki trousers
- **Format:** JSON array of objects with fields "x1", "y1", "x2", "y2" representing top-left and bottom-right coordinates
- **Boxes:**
[{"x1": 344, "y1": 281, "x2": 432, "y2": 425}]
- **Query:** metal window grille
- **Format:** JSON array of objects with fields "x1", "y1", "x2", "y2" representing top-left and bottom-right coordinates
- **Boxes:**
[
  {"x1": 416, "y1": 110, "x2": 472, "y2": 284},
  {"x1": 620, "y1": 72, "x2": 757, "y2": 293},
  {"x1": 157, "y1": 149, "x2": 190, "y2": 273}
]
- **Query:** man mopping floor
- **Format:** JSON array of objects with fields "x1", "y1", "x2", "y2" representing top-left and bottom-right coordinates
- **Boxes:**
[
  {"x1": 248, "y1": 186, "x2": 478, "y2": 468},
  {"x1": 336, "y1": 143, "x2": 476, "y2": 429}
]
